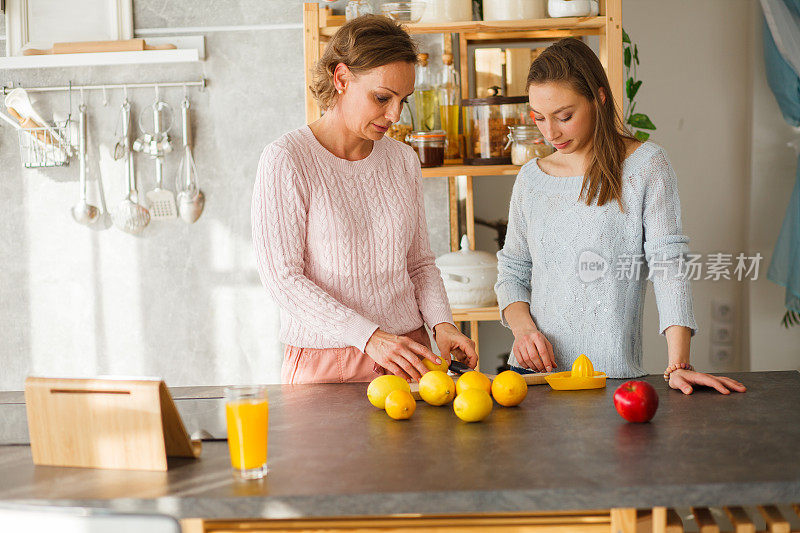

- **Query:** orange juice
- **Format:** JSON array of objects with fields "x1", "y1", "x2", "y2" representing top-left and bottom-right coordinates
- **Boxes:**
[{"x1": 225, "y1": 397, "x2": 268, "y2": 473}]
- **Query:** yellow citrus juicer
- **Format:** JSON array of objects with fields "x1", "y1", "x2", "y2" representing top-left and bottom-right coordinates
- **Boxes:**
[{"x1": 545, "y1": 354, "x2": 607, "y2": 390}]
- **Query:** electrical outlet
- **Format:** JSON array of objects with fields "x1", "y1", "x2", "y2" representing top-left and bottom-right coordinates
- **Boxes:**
[
  {"x1": 712, "y1": 300, "x2": 734, "y2": 322},
  {"x1": 711, "y1": 323, "x2": 733, "y2": 344},
  {"x1": 710, "y1": 345, "x2": 733, "y2": 369}
]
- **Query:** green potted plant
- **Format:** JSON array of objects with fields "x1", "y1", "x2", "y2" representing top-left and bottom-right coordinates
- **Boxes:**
[{"x1": 623, "y1": 29, "x2": 656, "y2": 142}]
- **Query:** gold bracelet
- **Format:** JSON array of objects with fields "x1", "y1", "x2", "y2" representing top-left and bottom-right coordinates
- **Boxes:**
[{"x1": 664, "y1": 362, "x2": 693, "y2": 382}]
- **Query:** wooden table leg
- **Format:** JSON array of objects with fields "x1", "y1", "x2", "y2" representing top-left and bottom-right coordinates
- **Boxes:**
[
  {"x1": 610, "y1": 508, "x2": 637, "y2": 533},
  {"x1": 758, "y1": 505, "x2": 791, "y2": 533},
  {"x1": 652, "y1": 507, "x2": 667, "y2": 533}
]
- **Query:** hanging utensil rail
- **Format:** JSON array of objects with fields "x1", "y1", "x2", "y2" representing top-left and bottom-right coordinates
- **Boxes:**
[{"x1": 1, "y1": 78, "x2": 207, "y2": 96}]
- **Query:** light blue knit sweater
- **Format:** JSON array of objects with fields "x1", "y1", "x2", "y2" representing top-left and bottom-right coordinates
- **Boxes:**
[{"x1": 494, "y1": 142, "x2": 698, "y2": 378}]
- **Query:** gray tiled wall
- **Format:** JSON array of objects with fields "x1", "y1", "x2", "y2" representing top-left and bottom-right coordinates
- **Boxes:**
[{"x1": 0, "y1": 1, "x2": 451, "y2": 388}]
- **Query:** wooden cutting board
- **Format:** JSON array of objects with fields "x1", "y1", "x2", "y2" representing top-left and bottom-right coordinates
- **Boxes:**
[
  {"x1": 23, "y1": 39, "x2": 177, "y2": 55},
  {"x1": 410, "y1": 371, "x2": 552, "y2": 400},
  {"x1": 25, "y1": 377, "x2": 201, "y2": 471}
]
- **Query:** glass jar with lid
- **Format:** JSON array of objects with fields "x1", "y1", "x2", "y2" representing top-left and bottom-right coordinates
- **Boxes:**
[
  {"x1": 505, "y1": 124, "x2": 554, "y2": 166},
  {"x1": 462, "y1": 95, "x2": 531, "y2": 165},
  {"x1": 419, "y1": 0, "x2": 472, "y2": 22},
  {"x1": 406, "y1": 130, "x2": 446, "y2": 168},
  {"x1": 483, "y1": 0, "x2": 546, "y2": 20}
]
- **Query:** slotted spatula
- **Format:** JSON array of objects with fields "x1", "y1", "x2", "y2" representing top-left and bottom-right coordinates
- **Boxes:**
[{"x1": 146, "y1": 99, "x2": 177, "y2": 219}]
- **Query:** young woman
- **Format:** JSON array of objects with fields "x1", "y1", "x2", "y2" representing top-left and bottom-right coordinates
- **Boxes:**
[
  {"x1": 495, "y1": 38, "x2": 745, "y2": 395},
  {"x1": 252, "y1": 15, "x2": 477, "y2": 384}
]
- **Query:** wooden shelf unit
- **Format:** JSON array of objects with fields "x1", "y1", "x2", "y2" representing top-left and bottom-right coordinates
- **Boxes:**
[
  {"x1": 302, "y1": 2, "x2": 623, "y2": 360},
  {"x1": 420, "y1": 163, "x2": 521, "y2": 178},
  {"x1": 452, "y1": 306, "x2": 501, "y2": 322},
  {"x1": 320, "y1": 16, "x2": 607, "y2": 37}
]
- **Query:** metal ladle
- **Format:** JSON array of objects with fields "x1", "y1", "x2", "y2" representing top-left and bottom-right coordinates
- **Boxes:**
[
  {"x1": 111, "y1": 98, "x2": 150, "y2": 234},
  {"x1": 71, "y1": 103, "x2": 99, "y2": 226}
]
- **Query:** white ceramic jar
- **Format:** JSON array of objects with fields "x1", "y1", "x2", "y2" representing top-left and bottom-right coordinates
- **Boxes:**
[
  {"x1": 547, "y1": 0, "x2": 599, "y2": 18},
  {"x1": 483, "y1": 0, "x2": 546, "y2": 20},
  {"x1": 420, "y1": 0, "x2": 472, "y2": 22},
  {"x1": 435, "y1": 236, "x2": 498, "y2": 309}
]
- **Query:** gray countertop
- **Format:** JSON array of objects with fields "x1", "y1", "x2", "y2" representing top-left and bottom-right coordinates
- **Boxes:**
[{"x1": 0, "y1": 371, "x2": 798, "y2": 519}]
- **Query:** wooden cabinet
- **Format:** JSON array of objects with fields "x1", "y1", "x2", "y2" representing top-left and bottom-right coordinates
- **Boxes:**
[{"x1": 301, "y1": 2, "x2": 623, "y2": 359}]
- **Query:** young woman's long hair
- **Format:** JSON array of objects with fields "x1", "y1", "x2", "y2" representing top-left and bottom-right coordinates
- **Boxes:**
[{"x1": 527, "y1": 38, "x2": 636, "y2": 212}]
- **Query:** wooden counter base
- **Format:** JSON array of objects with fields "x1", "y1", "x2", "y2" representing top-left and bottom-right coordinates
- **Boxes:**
[{"x1": 181, "y1": 504, "x2": 800, "y2": 533}]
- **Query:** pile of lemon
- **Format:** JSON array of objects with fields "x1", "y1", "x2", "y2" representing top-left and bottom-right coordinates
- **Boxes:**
[{"x1": 367, "y1": 369, "x2": 528, "y2": 422}]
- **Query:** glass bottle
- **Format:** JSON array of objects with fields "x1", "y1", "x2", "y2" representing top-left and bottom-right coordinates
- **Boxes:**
[
  {"x1": 438, "y1": 52, "x2": 461, "y2": 160},
  {"x1": 345, "y1": 0, "x2": 373, "y2": 20},
  {"x1": 413, "y1": 53, "x2": 439, "y2": 132}
]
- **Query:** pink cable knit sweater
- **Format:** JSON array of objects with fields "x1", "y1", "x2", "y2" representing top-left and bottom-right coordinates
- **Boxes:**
[{"x1": 252, "y1": 125, "x2": 455, "y2": 354}]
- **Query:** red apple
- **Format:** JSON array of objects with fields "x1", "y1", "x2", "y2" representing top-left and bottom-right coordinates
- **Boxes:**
[{"x1": 613, "y1": 381, "x2": 659, "y2": 423}]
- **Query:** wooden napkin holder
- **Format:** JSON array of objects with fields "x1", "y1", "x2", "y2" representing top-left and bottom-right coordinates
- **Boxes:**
[{"x1": 24, "y1": 377, "x2": 202, "y2": 471}]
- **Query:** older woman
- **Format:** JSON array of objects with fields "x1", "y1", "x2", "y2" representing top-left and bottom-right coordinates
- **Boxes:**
[{"x1": 252, "y1": 15, "x2": 477, "y2": 384}]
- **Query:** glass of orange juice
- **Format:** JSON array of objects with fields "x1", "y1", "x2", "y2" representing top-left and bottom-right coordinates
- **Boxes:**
[{"x1": 225, "y1": 385, "x2": 268, "y2": 480}]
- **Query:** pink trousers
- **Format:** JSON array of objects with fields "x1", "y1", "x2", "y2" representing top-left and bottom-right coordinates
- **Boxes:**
[{"x1": 281, "y1": 326, "x2": 432, "y2": 384}]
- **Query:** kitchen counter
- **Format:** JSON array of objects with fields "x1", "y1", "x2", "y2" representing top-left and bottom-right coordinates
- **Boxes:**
[{"x1": 0, "y1": 371, "x2": 798, "y2": 521}]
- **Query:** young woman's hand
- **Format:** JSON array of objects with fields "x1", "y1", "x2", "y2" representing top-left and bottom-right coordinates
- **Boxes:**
[
  {"x1": 364, "y1": 329, "x2": 440, "y2": 382},
  {"x1": 668, "y1": 369, "x2": 747, "y2": 395},
  {"x1": 433, "y1": 323, "x2": 478, "y2": 369},
  {"x1": 512, "y1": 326, "x2": 557, "y2": 372}
]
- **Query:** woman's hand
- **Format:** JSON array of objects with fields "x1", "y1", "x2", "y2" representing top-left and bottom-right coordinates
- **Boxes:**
[
  {"x1": 668, "y1": 369, "x2": 747, "y2": 395},
  {"x1": 433, "y1": 323, "x2": 478, "y2": 369},
  {"x1": 512, "y1": 326, "x2": 556, "y2": 372},
  {"x1": 364, "y1": 329, "x2": 441, "y2": 382}
]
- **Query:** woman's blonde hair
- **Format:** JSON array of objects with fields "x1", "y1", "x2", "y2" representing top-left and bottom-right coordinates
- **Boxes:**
[
  {"x1": 527, "y1": 37, "x2": 636, "y2": 212},
  {"x1": 310, "y1": 15, "x2": 419, "y2": 111}
]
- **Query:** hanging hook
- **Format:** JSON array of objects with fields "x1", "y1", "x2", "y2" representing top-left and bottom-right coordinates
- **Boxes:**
[
  {"x1": 183, "y1": 84, "x2": 188, "y2": 99},
  {"x1": 79, "y1": 87, "x2": 85, "y2": 110},
  {"x1": 101, "y1": 86, "x2": 108, "y2": 106},
  {"x1": 67, "y1": 81, "x2": 73, "y2": 118}
]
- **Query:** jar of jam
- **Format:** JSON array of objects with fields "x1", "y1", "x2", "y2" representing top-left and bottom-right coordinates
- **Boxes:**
[{"x1": 406, "y1": 130, "x2": 446, "y2": 168}]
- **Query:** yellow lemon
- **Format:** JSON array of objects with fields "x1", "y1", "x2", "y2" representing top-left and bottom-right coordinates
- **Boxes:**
[
  {"x1": 384, "y1": 389, "x2": 416, "y2": 420},
  {"x1": 419, "y1": 370, "x2": 456, "y2": 406},
  {"x1": 491, "y1": 370, "x2": 528, "y2": 407},
  {"x1": 421, "y1": 355, "x2": 449, "y2": 373},
  {"x1": 456, "y1": 370, "x2": 492, "y2": 395},
  {"x1": 367, "y1": 375, "x2": 411, "y2": 409},
  {"x1": 453, "y1": 389, "x2": 493, "y2": 422}
]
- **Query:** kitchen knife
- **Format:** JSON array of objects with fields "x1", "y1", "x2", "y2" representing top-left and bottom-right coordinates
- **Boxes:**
[{"x1": 448, "y1": 359, "x2": 539, "y2": 375}]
